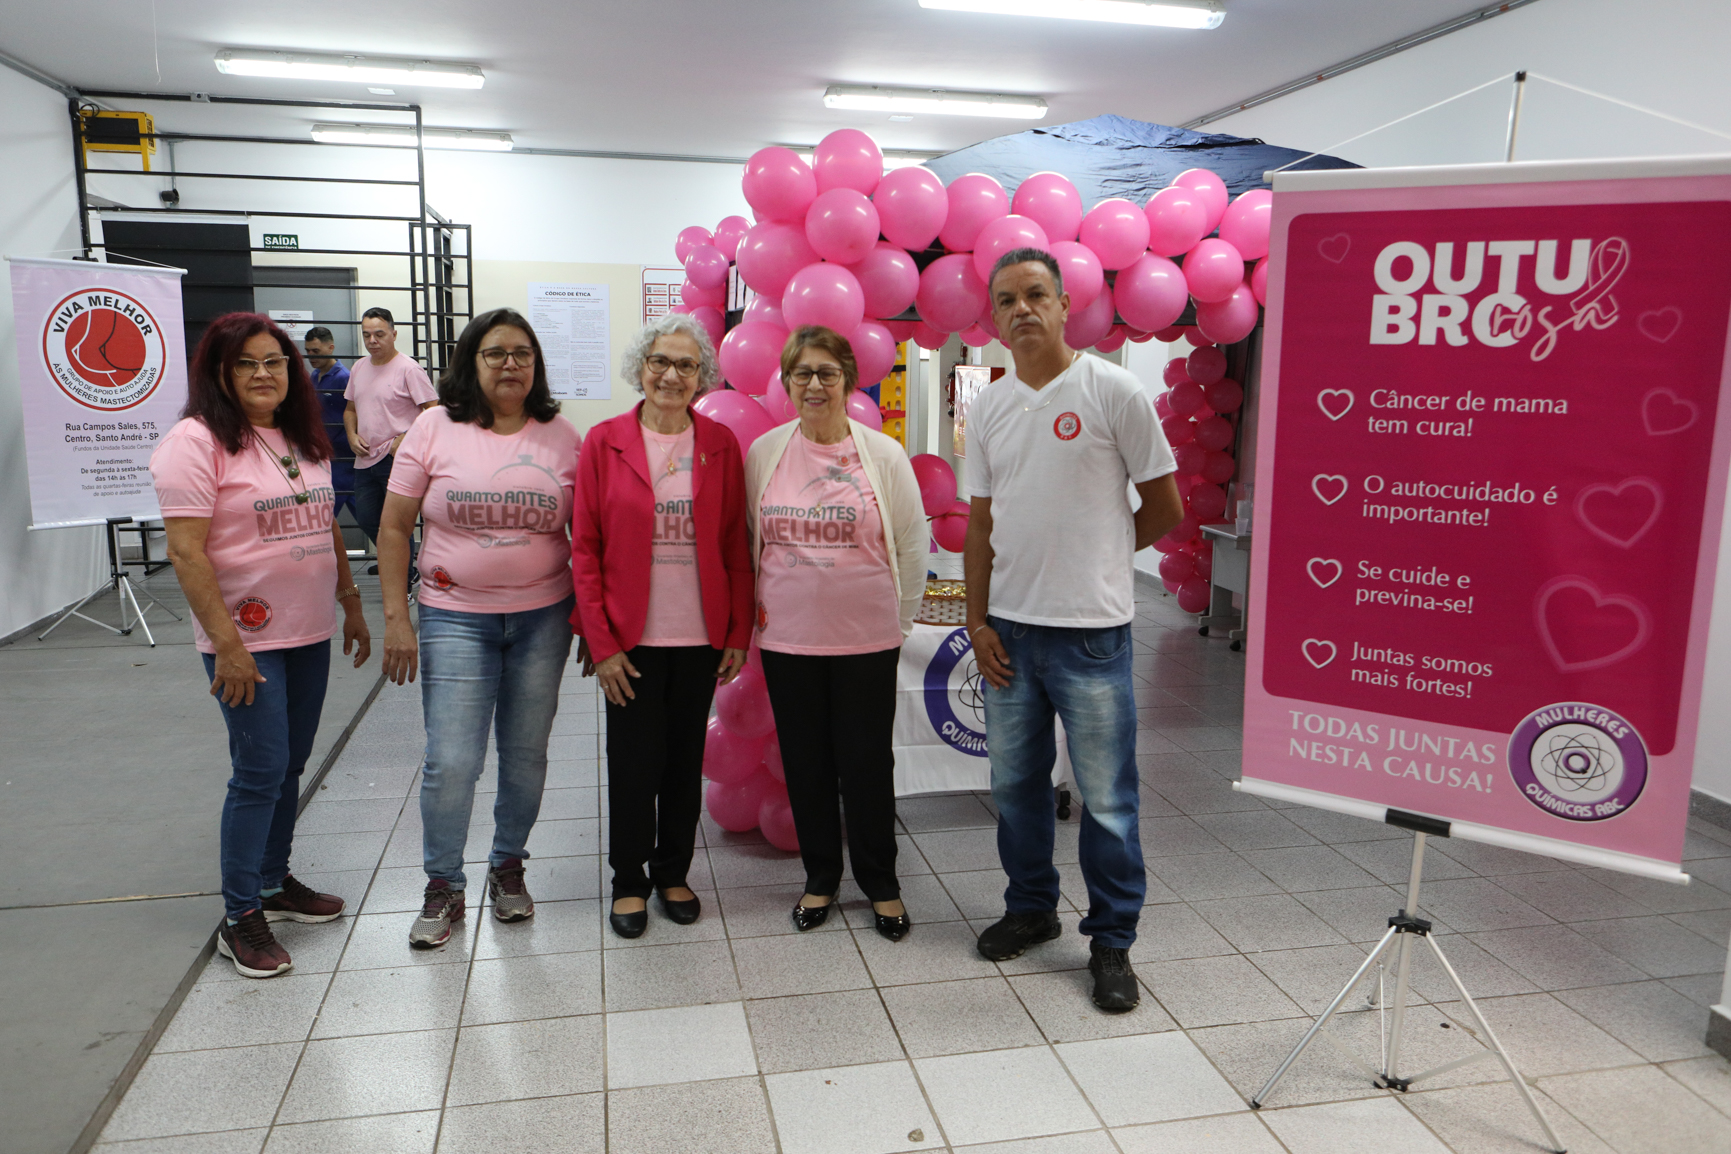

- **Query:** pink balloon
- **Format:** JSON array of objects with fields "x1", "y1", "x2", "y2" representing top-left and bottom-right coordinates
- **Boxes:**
[
  {"x1": 759, "y1": 789, "x2": 800, "y2": 851},
  {"x1": 719, "y1": 321, "x2": 789, "y2": 396},
  {"x1": 1153, "y1": 391, "x2": 1173, "y2": 419},
  {"x1": 736, "y1": 221, "x2": 818, "y2": 297},
  {"x1": 931, "y1": 511, "x2": 969, "y2": 552},
  {"x1": 1186, "y1": 345, "x2": 1227, "y2": 386},
  {"x1": 685, "y1": 244, "x2": 730, "y2": 290},
  {"x1": 1219, "y1": 189, "x2": 1273, "y2": 261},
  {"x1": 690, "y1": 306, "x2": 724, "y2": 348},
  {"x1": 1161, "y1": 415, "x2": 1195, "y2": 446},
  {"x1": 1169, "y1": 380, "x2": 1204, "y2": 417},
  {"x1": 1063, "y1": 281, "x2": 1114, "y2": 349},
  {"x1": 681, "y1": 280, "x2": 725, "y2": 310},
  {"x1": 716, "y1": 665, "x2": 776, "y2": 739},
  {"x1": 939, "y1": 173, "x2": 1009, "y2": 252},
  {"x1": 1114, "y1": 252, "x2": 1188, "y2": 333},
  {"x1": 874, "y1": 165, "x2": 948, "y2": 252},
  {"x1": 1197, "y1": 284, "x2": 1260, "y2": 345},
  {"x1": 1144, "y1": 186, "x2": 1209, "y2": 258},
  {"x1": 1183, "y1": 238, "x2": 1245, "y2": 303},
  {"x1": 1011, "y1": 172, "x2": 1083, "y2": 243},
  {"x1": 1162, "y1": 576, "x2": 1181, "y2": 593},
  {"x1": 1172, "y1": 168, "x2": 1229, "y2": 232},
  {"x1": 916, "y1": 253, "x2": 988, "y2": 333},
  {"x1": 910, "y1": 453, "x2": 957, "y2": 517},
  {"x1": 782, "y1": 262, "x2": 865, "y2": 334},
  {"x1": 1201, "y1": 449, "x2": 1235, "y2": 484},
  {"x1": 743, "y1": 146, "x2": 817, "y2": 224},
  {"x1": 706, "y1": 773, "x2": 773, "y2": 832},
  {"x1": 694, "y1": 388, "x2": 778, "y2": 455},
  {"x1": 760, "y1": 373, "x2": 796, "y2": 423},
  {"x1": 845, "y1": 389, "x2": 884, "y2": 431},
  {"x1": 1176, "y1": 576, "x2": 1212, "y2": 614},
  {"x1": 703, "y1": 718, "x2": 768, "y2": 784},
  {"x1": 912, "y1": 321, "x2": 949, "y2": 350},
  {"x1": 1078, "y1": 198, "x2": 1151, "y2": 270},
  {"x1": 1193, "y1": 546, "x2": 1214, "y2": 580},
  {"x1": 1183, "y1": 327, "x2": 1213, "y2": 348},
  {"x1": 1162, "y1": 513, "x2": 1200, "y2": 551},
  {"x1": 975, "y1": 309, "x2": 1000, "y2": 342},
  {"x1": 668, "y1": 303, "x2": 694, "y2": 315},
  {"x1": 675, "y1": 225, "x2": 714, "y2": 265},
  {"x1": 805, "y1": 188, "x2": 881, "y2": 265},
  {"x1": 959, "y1": 324, "x2": 991, "y2": 348},
  {"x1": 850, "y1": 321, "x2": 898, "y2": 387},
  {"x1": 763, "y1": 739, "x2": 786, "y2": 783},
  {"x1": 745, "y1": 296, "x2": 785, "y2": 329},
  {"x1": 1097, "y1": 326, "x2": 1129, "y2": 353},
  {"x1": 1128, "y1": 328, "x2": 1155, "y2": 343},
  {"x1": 972, "y1": 214, "x2": 1051, "y2": 287},
  {"x1": 814, "y1": 129, "x2": 883, "y2": 197},
  {"x1": 1189, "y1": 482, "x2": 1227, "y2": 520},
  {"x1": 1049, "y1": 240, "x2": 1103, "y2": 309},
  {"x1": 713, "y1": 215, "x2": 751, "y2": 261},
  {"x1": 849, "y1": 242, "x2": 920, "y2": 320},
  {"x1": 1162, "y1": 358, "x2": 1191, "y2": 388},
  {"x1": 1158, "y1": 550, "x2": 1195, "y2": 584},
  {"x1": 883, "y1": 319, "x2": 916, "y2": 342},
  {"x1": 1251, "y1": 257, "x2": 1270, "y2": 306},
  {"x1": 1194, "y1": 414, "x2": 1234, "y2": 452},
  {"x1": 1171, "y1": 441, "x2": 1205, "y2": 475}
]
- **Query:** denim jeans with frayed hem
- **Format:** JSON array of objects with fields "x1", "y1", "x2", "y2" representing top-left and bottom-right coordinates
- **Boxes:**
[
  {"x1": 418, "y1": 596, "x2": 574, "y2": 889},
  {"x1": 203, "y1": 640, "x2": 331, "y2": 920},
  {"x1": 984, "y1": 616, "x2": 1144, "y2": 948}
]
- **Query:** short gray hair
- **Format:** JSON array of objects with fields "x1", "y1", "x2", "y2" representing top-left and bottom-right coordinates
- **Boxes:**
[
  {"x1": 989, "y1": 247, "x2": 1064, "y2": 297},
  {"x1": 621, "y1": 312, "x2": 722, "y2": 396}
]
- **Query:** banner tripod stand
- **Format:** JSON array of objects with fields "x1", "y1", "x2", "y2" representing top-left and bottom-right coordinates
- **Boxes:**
[
  {"x1": 1250, "y1": 818, "x2": 1566, "y2": 1154},
  {"x1": 38, "y1": 518, "x2": 182, "y2": 648}
]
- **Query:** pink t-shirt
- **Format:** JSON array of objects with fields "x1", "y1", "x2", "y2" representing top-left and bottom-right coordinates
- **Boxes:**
[
  {"x1": 150, "y1": 418, "x2": 339, "y2": 654},
  {"x1": 640, "y1": 425, "x2": 710, "y2": 646},
  {"x1": 756, "y1": 433, "x2": 902, "y2": 655},
  {"x1": 387, "y1": 406, "x2": 580, "y2": 613},
  {"x1": 344, "y1": 352, "x2": 437, "y2": 468}
]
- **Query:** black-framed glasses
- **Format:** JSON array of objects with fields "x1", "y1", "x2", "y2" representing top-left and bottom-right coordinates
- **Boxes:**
[
  {"x1": 790, "y1": 366, "x2": 844, "y2": 387},
  {"x1": 480, "y1": 347, "x2": 536, "y2": 368},
  {"x1": 645, "y1": 354, "x2": 701, "y2": 379},
  {"x1": 236, "y1": 356, "x2": 290, "y2": 376}
]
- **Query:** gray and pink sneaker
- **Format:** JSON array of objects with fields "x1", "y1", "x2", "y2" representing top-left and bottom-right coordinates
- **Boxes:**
[{"x1": 409, "y1": 879, "x2": 465, "y2": 948}]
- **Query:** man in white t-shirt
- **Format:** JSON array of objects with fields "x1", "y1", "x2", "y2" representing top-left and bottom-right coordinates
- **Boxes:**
[
  {"x1": 965, "y1": 248, "x2": 1184, "y2": 1012},
  {"x1": 343, "y1": 307, "x2": 437, "y2": 568}
]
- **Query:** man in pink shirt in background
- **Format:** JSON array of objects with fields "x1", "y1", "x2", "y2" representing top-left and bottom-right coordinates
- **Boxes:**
[{"x1": 344, "y1": 307, "x2": 437, "y2": 572}]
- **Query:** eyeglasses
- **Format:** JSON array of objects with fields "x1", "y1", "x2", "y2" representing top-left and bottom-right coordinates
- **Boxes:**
[
  {"x1": 480, "y1": 347, "x2": 536, "y2": 368},
  {"x1": 235, "y1": 356, "x2": 290, "y2": 376},
  {"x1": 789, "y1": 366, "x2": 844, "y2": 386},
  {"x1": 645, "y1": 354, "x2": 701, "y2": 379}
]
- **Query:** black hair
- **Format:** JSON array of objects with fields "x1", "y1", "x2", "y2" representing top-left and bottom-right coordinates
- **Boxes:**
[
  {"x1": 304, "y1": 326, "x2": 334, "y2": 344},
  {"x1": 989, "y1": 247, "x2": 1064, "y2": 297},
  {"x1": 439, "y1": 307, "x2": 561, "y2": 428},
  {"x1": 361, "y1": 307, "x2": 394, "y2": 326}
]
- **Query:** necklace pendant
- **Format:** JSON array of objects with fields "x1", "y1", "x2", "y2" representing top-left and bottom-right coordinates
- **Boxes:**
[
  {"x1": 666, "y1": 460, "x2": 677, "y2": 475},
  {"x1": 294, "y1": 492, "x2": 310, "y2": 504}
]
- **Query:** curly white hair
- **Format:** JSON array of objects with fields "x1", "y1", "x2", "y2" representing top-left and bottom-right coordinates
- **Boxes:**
[{"x1": 620, "y1": 312, "x2": 722, "y2": 395}]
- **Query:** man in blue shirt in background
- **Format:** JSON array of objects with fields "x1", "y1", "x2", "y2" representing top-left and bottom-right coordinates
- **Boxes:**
[{"x1": 305, "y1": 326, "x2": 356, "y2": 521}]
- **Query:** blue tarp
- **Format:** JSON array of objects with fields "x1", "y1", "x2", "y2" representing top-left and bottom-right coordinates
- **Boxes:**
[{"x1": 924, "y1": 113, "x2": 1357, "y2": 205}]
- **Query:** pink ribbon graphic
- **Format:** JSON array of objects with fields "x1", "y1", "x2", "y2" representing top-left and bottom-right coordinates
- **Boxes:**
[{"x1": 1529, "y1": 237, "x2": 1629, "y2": 362}]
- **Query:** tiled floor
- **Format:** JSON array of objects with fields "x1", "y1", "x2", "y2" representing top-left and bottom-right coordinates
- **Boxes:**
[{"x1": 94, "y1": 591, "x2": 1731, "y2": 1153}]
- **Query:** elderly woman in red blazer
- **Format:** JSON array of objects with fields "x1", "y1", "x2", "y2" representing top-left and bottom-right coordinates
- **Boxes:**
[{"x1": 572, "y1": 313, "x2": 754, "y2": 938}]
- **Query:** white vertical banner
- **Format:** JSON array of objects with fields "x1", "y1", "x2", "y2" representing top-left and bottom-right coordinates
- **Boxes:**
[
  {"x1": 527, "y1": 282, "x2": 611, "y2": 399},
  {"x1": 7, "y1": 257, "x2": 188, "y2": 528}
]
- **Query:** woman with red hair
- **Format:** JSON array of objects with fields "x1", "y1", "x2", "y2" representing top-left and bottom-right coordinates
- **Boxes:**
[{"x1": 151, "y1": 313, "x2": 372, "y2": 978}]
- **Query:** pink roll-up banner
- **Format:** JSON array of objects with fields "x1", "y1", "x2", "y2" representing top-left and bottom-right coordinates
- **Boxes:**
[
  {"x1": 8, "y1": 256, "x2": 188, "y2": 529},
  {"x1": 1242, "y1": 156, "x2": 1731, "y2": 883}
]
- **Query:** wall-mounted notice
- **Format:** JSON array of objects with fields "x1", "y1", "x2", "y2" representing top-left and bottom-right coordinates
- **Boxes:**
[
  {"x1": 268, "y1": 309, "x2": 313, "y2": 342},
  {"x1": 1243, "y1": 156, "x2": 1731, "y2": 881},
  {"x1": 641, "y1": 266, "x2": 683, "y2": 326},
  {"x1": 528, "y1": 282, "x2": 610, "y2": 399}
]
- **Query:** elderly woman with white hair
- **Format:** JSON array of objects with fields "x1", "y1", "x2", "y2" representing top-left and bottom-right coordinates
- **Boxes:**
[{"x1": 571, "y1": 312, "x2": 755, "y2": 938}]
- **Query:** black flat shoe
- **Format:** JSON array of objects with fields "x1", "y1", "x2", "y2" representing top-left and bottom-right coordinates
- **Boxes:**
[
  {"x1": 874, "y1": 911, "x2": 912, "y2": 942},
  {"x1": 657, "y1": 890, "x2": 701, "y2": 925},
  {"x1": 790, "y1": 897, "x2": 835, "y2": 932},
  {"x1": 609, "y1": 905, "x2": 648, "y2": 939}
]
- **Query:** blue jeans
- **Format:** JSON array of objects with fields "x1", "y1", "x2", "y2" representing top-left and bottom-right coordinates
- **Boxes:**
[
  {"x1": 202, "y1": 641, "x2": 331, "y2": 920},
  {"x1": 984, "y1": 616, "x2": 1144, "y2": 948},
  {"x1": 330, "y1": 457, "x2": 357, "y2": 519},
  {"x1": 418, "y1": 596, "x2": 574, "y2": 888},
  {"x1": 352, "y1": 454, "x2": 415, "y2": 565}
]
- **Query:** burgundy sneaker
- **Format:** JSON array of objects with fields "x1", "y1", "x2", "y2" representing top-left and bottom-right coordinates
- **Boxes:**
[
  {"x1": 217, "y1": 909, "x2": 293, "y2": 978},
  {"x1": 409, "y1": 879, "x2": 465, "y2": 948},
  {"x1": 487, "y1": 858, "x2": 535, "y2": 923},
  {"x1": 261, "y1": 875, "x2": 345, "y2": 923}
]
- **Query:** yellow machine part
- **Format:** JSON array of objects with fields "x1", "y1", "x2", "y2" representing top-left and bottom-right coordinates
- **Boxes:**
[
  {"x1": 80, "y1": 110, "x2": 156, "y2": 172},
  {"x1": 880, "y1": 341, "x2": 908, "y2": 447}
]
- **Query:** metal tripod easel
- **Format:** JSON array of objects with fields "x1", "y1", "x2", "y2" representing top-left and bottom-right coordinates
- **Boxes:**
[
  {"x1": 38, "y1": 518, "x2": 182, "y2": 648},
  {"x1": 1250, "y1": 817, "x2": 1566, "y2": 1154}
]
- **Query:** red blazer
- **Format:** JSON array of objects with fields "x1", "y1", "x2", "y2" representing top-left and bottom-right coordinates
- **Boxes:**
[{"x1": 571, "y1": 404, "x2": 754, "y2": 663}]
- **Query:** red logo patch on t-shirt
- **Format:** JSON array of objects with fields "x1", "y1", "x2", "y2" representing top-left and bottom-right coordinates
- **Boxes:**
[
  {"x1": 1054, "y1": 412, "x2": 1082, "y2": 440},
  {"x1": 234, "y1": 597, "x2": 272, "y2": 632},
  {"x1": 429, "y1": 566, "x2": 459, "y2": 590}
]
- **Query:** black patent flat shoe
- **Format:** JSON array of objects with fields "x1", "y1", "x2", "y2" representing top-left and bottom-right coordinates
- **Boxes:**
[
  {"x1": 657, "y1": 890, "x2": 701, "y2": 925},
  {"x1": 874, "y1": 911, "x2": 912, "y2": 942},
  {"x1": 790, "y1": 897, "x2": 835, "y2": 932},
  {"x1": 609, "y1": 903, "x2": 648, "y2": 939}
]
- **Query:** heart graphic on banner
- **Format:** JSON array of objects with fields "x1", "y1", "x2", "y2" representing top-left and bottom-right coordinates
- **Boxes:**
[
  {"x1": 1637, "y1": 307, "x2": 1682, "y2": 343},
  {"x1": 1642, "y1": 388, "x2": 1698, "y2": 436},
  {"x1": 1316, "y1": 389, "x2": 1354, "y2": 421},
  {"x1": 1534, "y1": 576, "x2": 1652, "y2": 673},
  {"x1": 1317, "y1": 234, "x2": 1351, "y2": 263},
  {"x1": 1302, "y1": 639, "x2": 1337, "y2": 669},
  {"x1": 1311, "y1": 475, "x2": 1348, "y2": 505},
  {"x1": 1574, "y1": 477, "x2": 1664, "y2": 548},
  {"x1": 1306, "y1": 558, "x2": 1342, "y2": 588}
]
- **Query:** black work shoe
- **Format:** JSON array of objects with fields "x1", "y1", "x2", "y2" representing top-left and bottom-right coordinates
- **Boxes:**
[
  {"x1": 976, "y1": 910, "x2": 1062, "y2": 961},
  {"x1": 1089, "y1": 942, "x2": 1140, "y2": 1012}
]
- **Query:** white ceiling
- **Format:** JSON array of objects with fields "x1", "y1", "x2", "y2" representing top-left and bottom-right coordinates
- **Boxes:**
[{"x1": 2, "y1": 0, "x2": 1501, "y2": 159}]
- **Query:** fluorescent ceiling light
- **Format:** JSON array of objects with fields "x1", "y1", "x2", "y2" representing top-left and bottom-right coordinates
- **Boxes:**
[
  {"x1": 790, "y1": 146, "x2": 941, "y2": 170},
  {"x1": 311, "y1": 124, "x2": 513, "y2": 151},
  {"x1": 918, "y1": 0, "x2": 1224, "y2": 29},
  {"x1": 216, "y1": 49, "x2": 485, "y2": 89},
  {"x1": 824, "y1": 85, "x2": 1046, "y2": 119}
]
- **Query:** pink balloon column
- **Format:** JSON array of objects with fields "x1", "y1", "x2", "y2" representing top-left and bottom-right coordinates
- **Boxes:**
[
  {"x1": 675, "y1": 226, "x2": 714, "y2": 264},
  {"x1": 743, "y1": 147, "x2": 817, "y2": 223},
  {"x1": 813, "y1": 129, "x2": 883, "y2": 196},
  {"x1": 719, "y1": 322, "x2": 788, "y2": 396},
  {"x1": 693, "y1": 389, "x2": 776, "y2": 455},
  {"x1": 874, "y1": 165, "x2": 948, "y2": 251},
  {"x1": 939, "y1": 173, "x2": 1009, "y2": 252},
  {"x1": 703, "y1": 663, "x2": 798, "y2": 847},
  {"x1": 1153, "y1": 340, "x2": 1242, "y2": 615},
  {"x1": 805, "y1": 188, "x2": 880, "y2": 265},
  {"x1": 1078, "y1": 198, "x2": 1150, "y2": 270},
  {"x1": 850, "y1": 242, "x2": 920, "y2": 319},
  {"x1": 1011, "y1": 172, "x2": 1084, "y2": 242},
  {"x1": 916, "y1": 254, "x2": 988, "y2": 332}
]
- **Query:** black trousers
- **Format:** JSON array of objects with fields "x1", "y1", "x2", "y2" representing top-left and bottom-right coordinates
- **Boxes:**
[
  {"x1": 605, "y1": 644, "x2": 719, "y2": 900},
  {"x1": 760, "y1": 646, "x2": 901, "y2": 902}
]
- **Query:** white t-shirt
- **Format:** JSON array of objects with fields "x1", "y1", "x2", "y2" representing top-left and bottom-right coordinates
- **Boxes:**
[{"x1": 967, "y1": 353, "x2": 1176, "y2": 627}]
